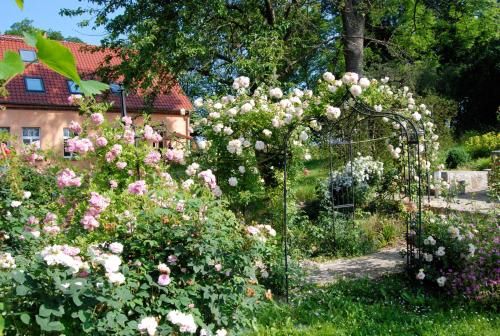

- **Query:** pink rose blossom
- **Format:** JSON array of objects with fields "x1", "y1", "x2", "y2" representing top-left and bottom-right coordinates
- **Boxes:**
[
  {"x1": 90, "y1": 113, "x2": 104, "y2": 125},
  {"x1": 167, "y1": 255, "x2": 178, "y2": 265},
  {"x1": 110, "y1": 180, "x2": 118, "y2": 189},
  {"x1": 43, "y1": 225, "x2": 60, "y2": 235},
  {"x1": 27, "y1": 215, "x2": 39, "y2": 225},
  {"x1": 81, "y1": 215, "x2": 99, "y2": 230},
  {"x1": 176, "y1": 200, "x2": 185, "y2": 212},
  {"x1": 116, "y1": 161, "x2": 127, "y2": 170},
  {"x1": 105, "y1": 144, "x2": 123, "y2": 162},
  {"x1": 123, "y1": 128, "x2": 135, "y2": 145},
  {"x1": 67, "y1": 94, "x2": 82, "y2": 105},
  {"x1": 128, "y1": 180, "x2": 148, "y2": 195},
  {"x1": 165, "y1": 149, "x2": 184, "y2": 163},
  {"x1": 143, "y1": 125, "x2": 162, "y2": 142},
  {"x1": 198, "y1": 169, "x2": 217, "y2": 190},
  {"x1": 44, "y1": 212, "x2": 57, "y2": 223},
  {"x1": 88, "y1": 192, "x2": 110, "y2": 216},
  {"x1": 144, "y1": 151, "x2": 161, "y2": 166},
  {"x1": 122, "y1": 116, "x2": 132, "y2": 125},
  {"x1": 96, "y1": 137, "x2": 108, "y2": 147},
  {"x1": 66, "y1": 137, "x2": 94, "y2": 154},
  {"x1": 158, "y1": 274, "x2": 171, "y2": 286},
  {"x1": 68, "y1": 121, "x2": 82, "y2": 134},
  {"x1": 215, "y1": 263, "x2": 222, "y2": 272},
  {"x1": 57, "y1": 168, "x2": 82, "y2": 188},
  {"x1": 246, "y1": 226, "x2": 260, "y2": 235}
]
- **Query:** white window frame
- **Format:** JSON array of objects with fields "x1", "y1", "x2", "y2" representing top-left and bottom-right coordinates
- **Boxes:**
[
  {"x1": 22, "y1": 127, "x2": 41, "y2": 147},
  {"x1": 63, "y1": 128, "x2": 73, "y2": 158},
  {"x1": 19, "y1": 49, "x2": 37, "y2": 63}
]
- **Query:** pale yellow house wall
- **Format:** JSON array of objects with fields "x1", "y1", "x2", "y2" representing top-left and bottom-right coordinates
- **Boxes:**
[{"x1": 0, "y1": 108, "x2": 189, "y2": 156}]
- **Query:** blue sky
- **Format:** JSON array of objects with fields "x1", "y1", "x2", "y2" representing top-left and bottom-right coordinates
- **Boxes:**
[{"x1": 0, "y1": 0, "x2": 107, "y2": 45}]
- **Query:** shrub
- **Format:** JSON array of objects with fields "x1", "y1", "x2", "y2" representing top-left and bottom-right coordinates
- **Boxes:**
[
  {"x1": 411, "y1": 212, "x2": 498, "y2": 303},
  {"x1": 445, "y1": 147, "x2": 470, "y2": 169},
  {"x1": 465, "y1": 132, "x2": 500, "y2": 158},
  {"x1": 0, "y1": 100, "x2": 277, "y2": 335}
]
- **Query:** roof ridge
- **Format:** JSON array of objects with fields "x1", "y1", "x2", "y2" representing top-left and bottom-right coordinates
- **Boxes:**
[{"x1": 0, "y1": 34, "x2": 97, "y2": 47}]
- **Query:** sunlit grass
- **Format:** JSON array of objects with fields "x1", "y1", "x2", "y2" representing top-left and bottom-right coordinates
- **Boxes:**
[{"x1": 246, "y1": 275, "x2": 499, "y2": 336}]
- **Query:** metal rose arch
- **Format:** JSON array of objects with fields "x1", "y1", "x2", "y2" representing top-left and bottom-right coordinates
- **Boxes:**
[{"x1": 281, "y1": 91, "x2": 426, "y2": 302}]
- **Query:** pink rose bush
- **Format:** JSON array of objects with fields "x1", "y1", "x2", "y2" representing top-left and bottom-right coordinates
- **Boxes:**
[{"x1": 0, "y1": 99, "x2": 277, "y2": 335}]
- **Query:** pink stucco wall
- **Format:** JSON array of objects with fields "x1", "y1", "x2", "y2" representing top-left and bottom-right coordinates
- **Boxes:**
[{"x1": 0, "y1": 108, "x2": 189, "y2": 156}]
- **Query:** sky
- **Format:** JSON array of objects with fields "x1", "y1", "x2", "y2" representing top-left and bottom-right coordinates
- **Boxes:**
[{"x1": 0, "y1": 0, "x2": 107, "y2": 45}]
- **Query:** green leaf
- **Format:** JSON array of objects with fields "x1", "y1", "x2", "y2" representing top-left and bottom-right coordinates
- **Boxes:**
[
  {"x1": 15, "y1": 0, "x2": 24, "y2": 10},
  {"x1": 78, "y1": 310, "x2": 88, "y2": 323},
  {"x1": 12, "y1": 271, "x2": 26, "y2": 284},
  {"x1": 46, "y1": 321, "x2": 65, "y2": 331},
  {"x1": 72, "y1": 294, "x2": 83, "y2": 306},
  {"x1": 0, "y1": 51, "x2": 25, "y2": 80},
  {"x1": 16, "y1": 285, "x2": 28, "y2": 296},
  {"x1": 35, "y1": 36, "x2": 81, "y2": 83},
  {"x1": 20, "y1": 313, "x2": 30, "y2": 325},
  {"x1": 23, "y1": 32, "x2": 37, "y2": 47},
  {"x1": 35, "y1": 316, "x2": 64, "y2": 332},
  {"x1": 35, "y1": 315, "x2": 49, "y2": 329},
  {"x1": 39, "y1": 305, "x2": 51, "y2": 317},
  {"x1": 79, "y1": 80, "x2": 109, "y2": 96},
  {"x1": 0, "y1": 316, "x2": 4, "y2": 336}
]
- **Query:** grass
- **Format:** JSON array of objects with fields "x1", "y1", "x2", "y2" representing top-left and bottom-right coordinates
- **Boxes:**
[
  {"x1": 294, "y1": 158, "x2": 329, "y2": 202},
  {"x1": 246, "y1": 275, "x2": 499, "y2": 336},
  {"x1": 459, "y1": 156, "x2": 492, "y2": 171}
]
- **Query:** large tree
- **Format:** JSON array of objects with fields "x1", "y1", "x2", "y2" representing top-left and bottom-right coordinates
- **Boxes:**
[
  {"x1": 364, "y1": 0, "x2": 500, "y2": 133},
  {"x1": 62, "y1": 0, "x2": 340, "y2": 97}
]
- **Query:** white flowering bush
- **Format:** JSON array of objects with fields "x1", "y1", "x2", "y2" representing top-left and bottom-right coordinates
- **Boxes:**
[
  {"x1": 192, "y1": 73, "x2": 438, "y2": 212},
  {"x1": 0, "y1": 99, "x2": 277, "y2": 335},
  {"x1": 320, "y1": 154, "x2": 384, "y2": 207},
  {"x1": 412, "y1": 212, "x2": 498, "y2": 302}
]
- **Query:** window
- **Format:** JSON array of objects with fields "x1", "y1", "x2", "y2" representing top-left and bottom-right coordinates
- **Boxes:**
[
  {"x1": 63, "y1": 128, "x2": 73, "y2": 158},
  {"x1": 110, "y1": 83, "x2": 122, "y2": 94},
  {"x1": 0, "y1": 127, "x2": 10, "y2": 146},
  {"x1": 19, "y1": 49, "x2": 37, "y2": 62},
  {"x1": 22, "y1": 127, "x2": 40, "y2": 146},
  {"x1": 67, "y1": 80, "x2": 82, "y2": 94},
  {"x1": 24, "y1": 77, "x2": 45, "y2": 92}
]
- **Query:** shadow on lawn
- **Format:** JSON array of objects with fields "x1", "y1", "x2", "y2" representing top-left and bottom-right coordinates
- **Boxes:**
[{"x1": 247, "y1": 274, "x2": 499, "y2": 336}]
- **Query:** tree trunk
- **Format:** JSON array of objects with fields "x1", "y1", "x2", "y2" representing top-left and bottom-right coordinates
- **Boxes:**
[{"x1": 341, "y1": 0, "x2": 365, "y2": 74}]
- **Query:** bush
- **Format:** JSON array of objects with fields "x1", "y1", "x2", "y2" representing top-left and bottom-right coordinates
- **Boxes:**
[
  {"x1": 411, "y1": 212, "x2": 498, "y2": 303},
  {"x1": 445, "y1": 147, "x2": 470, "y2": 169},
  {"x1": 465, "y1": 132, "x2": 500, "y2": 158},
  {"x1": 0, "y1": 99, "x2": 277, "y2": 335}
]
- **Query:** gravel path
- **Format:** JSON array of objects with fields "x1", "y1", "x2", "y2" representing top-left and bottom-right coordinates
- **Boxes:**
[{"x1": 302, "y1": 246, "x2": 405, "y2": 285}]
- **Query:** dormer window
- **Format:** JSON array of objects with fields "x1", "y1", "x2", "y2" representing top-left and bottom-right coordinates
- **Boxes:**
[
  {"x1": 24, "y1": 77, "x2": 45, "y2": 92},
  {"x1": 67, "y1": 80, "x2": 82, "y2": 94},
  {"x1": 19, "y1": 49, "x2": 37, "y2": 62}
]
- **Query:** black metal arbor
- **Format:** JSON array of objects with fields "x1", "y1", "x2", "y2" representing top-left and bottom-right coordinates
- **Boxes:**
[{"x1": 281, "y1": 93, "x2": 426, "y2": 301}]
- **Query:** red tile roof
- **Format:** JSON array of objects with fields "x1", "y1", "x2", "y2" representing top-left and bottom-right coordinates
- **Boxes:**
[{"x1": 0, "y1": 35, "x2": 192, "y2": 113}]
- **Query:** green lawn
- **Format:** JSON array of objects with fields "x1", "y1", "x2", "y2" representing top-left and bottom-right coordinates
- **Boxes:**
[
  {"x1": 294, "y1": 158, "x2": 329, "y2": 202},
  {"x1": 247, "y1": 275, "x2": 499, "y2": 336}
]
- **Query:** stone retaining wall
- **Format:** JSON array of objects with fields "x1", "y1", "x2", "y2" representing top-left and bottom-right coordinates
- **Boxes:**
[{"x1": 433, "y1": 170, "x2": 489, "y2": 193}]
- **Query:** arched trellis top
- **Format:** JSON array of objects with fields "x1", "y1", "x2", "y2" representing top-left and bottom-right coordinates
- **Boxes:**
[{"x1": 280, "y1": 92, "x2": 425, "y2": 302}]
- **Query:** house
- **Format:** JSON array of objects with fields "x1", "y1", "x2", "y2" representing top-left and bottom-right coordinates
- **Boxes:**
[{"x1": 0, "y1": 35, "x2": 192, "y2": 157}]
